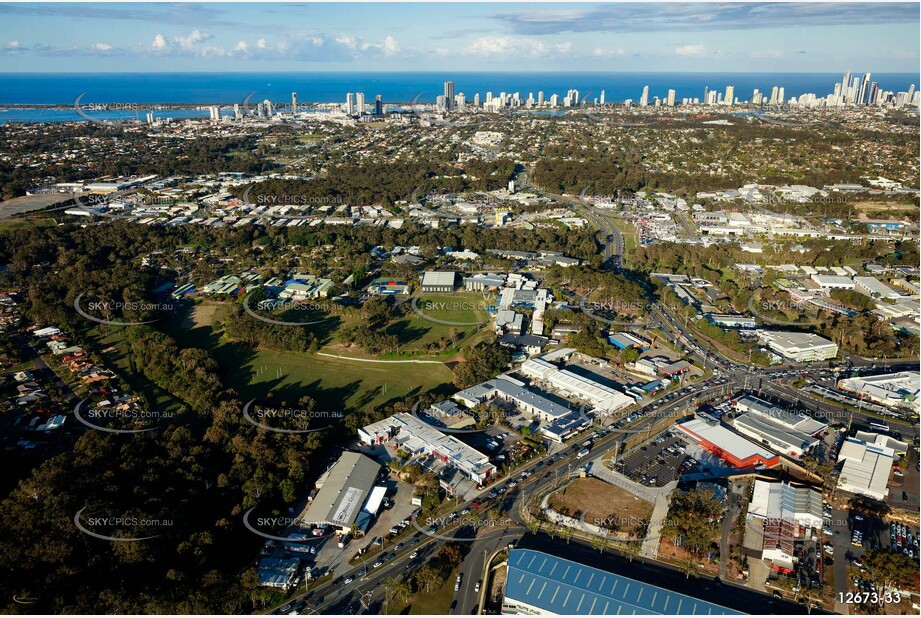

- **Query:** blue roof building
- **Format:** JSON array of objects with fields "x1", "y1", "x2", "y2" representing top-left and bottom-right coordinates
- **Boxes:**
[{"x1": 502, "y1": 549, "x2": 742, "y2": 615}]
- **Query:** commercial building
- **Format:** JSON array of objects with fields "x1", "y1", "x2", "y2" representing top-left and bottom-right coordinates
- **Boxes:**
[
  {"x1": 810, "y1": 275, "x2": 855, "y2": 290},
  {"x1": 678, "y1": 418, "x2": 781, "y2": 468},
  {"x1": 854, "y1": 277, "x2": 901, "y2": 300},
  {"x1": 499, "y1": 287, "x2": 550, "y2": 310},
  {"x1": 733, "y1": 395, "x2": 827, "y2": 436},
  {"x1": 836, "y1": 437, "x2": 895, "y2": 501},
  {"x1": 464, "y1": 273, "x2": 506, "y2": 291},
  {"x1": 420, "y1": 271, "x2": 458, "y2": 293},
  {"x1": 452, "y1": 376, "x2": 586, "y2": 443},
  {"x1": 520, "y1": 358, "x2": 633, "y2": 414},
  {"x1": 278, "y1": 274, "x2": 333, "y2": 299},
  {"x1": 257, "y1": 554, "x2": 302, "y2": 590},
  {"x1": 732, "y1": 413, "x2": 819, "y2": 459},
  {"x1": 658, "y1": 359, "x2": 692, "y2": 377},
  {"x1": 706, "y1": 314, "x2": 757, "y2": 329},
  {"x1": 299, "y1": 451, "x2": 382, "y2": 534},
  {"x1": 748, "y1": 480, "x2": 823, "y2": 529},
  {"x1": 358, "y1": 413, "x2": 495, "y2": 484},
  {"x1": 757, "y1": 331, "x2": 838, "y2": 362},
  {"x1": 743, "y1": 480, "x2": 822, "y2": 567},
  {"x1": 852, "y1": 431, "x2": 909, "y2": 457},
  {"x1": 607, "y1": 331, "x2": 651, "y2": 351},
  {"x1": 837, "y1": 372, "x2": 920, "y2": 410},
  {"x1": 502, "y1": 548, "x2": 741, "y2": 615},
  {"x1": 453, "y1": 376, "x2": 573, "y2": 422}
]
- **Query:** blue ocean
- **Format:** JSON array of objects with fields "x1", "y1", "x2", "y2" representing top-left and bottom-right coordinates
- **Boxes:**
[{"x1": 0, "y1": 71, "x2": 917, "y2": 123}]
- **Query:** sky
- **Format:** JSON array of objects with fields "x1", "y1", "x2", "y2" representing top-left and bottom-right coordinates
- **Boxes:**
[{"x1": 0, "y1": 2, "x2": 918, "y2": 73}]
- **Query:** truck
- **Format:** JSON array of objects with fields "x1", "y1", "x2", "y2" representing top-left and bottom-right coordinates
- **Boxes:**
[{"x1": 576, "y1": 447, "x2": 590, "y2": 459}]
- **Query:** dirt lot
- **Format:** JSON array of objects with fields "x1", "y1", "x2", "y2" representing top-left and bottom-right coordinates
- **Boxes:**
[
  {"x1": 180, "y1": 299, "x2": 223, "y2": 331},
  {"x1": 549, "y1": 478, "x2": 653, "y2": 529}
]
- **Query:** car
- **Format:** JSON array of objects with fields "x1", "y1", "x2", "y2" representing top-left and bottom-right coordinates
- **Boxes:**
[
  {"x1": 395, "y1": 543, "x2": 404, "y2": 550},
  {"x1": 475, "y1": 580, "x2": 482, "y2": 593},
  {"x1": 373, "y1": 560, "x2": 382, "y2": 569},
  {"x1": 409, "y1": 551, "x2": 418, "y2": 559},
  {"x1": 488, "y1": 491, "x2": 498, "y2": 499},
  {"x1": 344, "y1": 576, "x2": 354, "y2": 584},
  {"x1": 410, "y1": 538, "x2": 420, "y2": 546},
  {"x1": 455, "y1": 573, "x2": 463, "y2": 591},
  {"x1": 461, "y1": 507, "x2": 471, "y2": 515},
  {"x1": 497, "y1": 487, "x2": 507, "y2": 494}
]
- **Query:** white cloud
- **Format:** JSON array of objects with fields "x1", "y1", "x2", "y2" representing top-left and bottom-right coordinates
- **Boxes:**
[
  {"x1": 174, "y1": 29, "x2": 212, "y2": 50},
  {"x1": 675, "y1": 44, "x2": 706, "y2": 57},
  {"x1": 357, "y1": 35, "x2": 401, "y2": 56},
  {"x1": 335, "y1": 34, "x2": 357, "y2": 49},
  {"x1": 468, "y1": 36, "x2": 513, "y2": 55},
  {"x1": 593, "y1": 47, "x2": 626, "y2": 58},
  {"x1": 467, "y1": 36, "x2": 573, "y2": 58},
  {"x1": 91, "y1": 43, "x2": 112, "y2": 52},
  {"x1": 256, "y1": 38, "x2": 267, "y2": 49},
  {"x1": 151, "y1": 34, "x2": 167, "y2": 50},
  {"x1": 235, "y1": 41, "x2": 248, "y2": 52},
  {"x1": 380, "y1": 35, "x2": 400, "y2": 56}
]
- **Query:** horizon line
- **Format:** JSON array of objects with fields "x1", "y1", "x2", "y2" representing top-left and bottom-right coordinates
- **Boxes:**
[{"x1": 1, "y1": 70, "x2": 919, "y2": 76}]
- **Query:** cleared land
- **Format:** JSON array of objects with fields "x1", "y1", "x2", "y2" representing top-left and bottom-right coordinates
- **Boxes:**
[
  {"x1": 550, "y1": 477, "x2": 653, "y2": 531},
  {"x1": 0, "y1": 193, "x2": 76, "y2": 219}
]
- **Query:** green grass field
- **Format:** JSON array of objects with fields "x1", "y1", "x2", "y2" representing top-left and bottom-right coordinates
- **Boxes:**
[
  {"x1": 0, "y1": 217, "x2": 57, "y2": 232},
  {"x1": 220, "y1": 348, "x2": 453, "y2": 410},
  {"x1": 384, "y1": 292, "x2": 494, "y2": 354},
  {"x1": 158, "y1": 299, "x2": 455, "y2": 411},
  {"x1": 611, "y1": 217, "x2": 639, "y2": 259}
]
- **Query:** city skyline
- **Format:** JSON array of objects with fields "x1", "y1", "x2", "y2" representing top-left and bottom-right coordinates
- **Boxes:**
[{"x1": 0, "y1": 2, "x2": 918, "y2": 73}]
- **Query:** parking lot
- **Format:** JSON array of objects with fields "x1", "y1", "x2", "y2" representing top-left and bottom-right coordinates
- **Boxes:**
[{"x1": 617, "y1": 430, "x2": 689, "y2": 487}]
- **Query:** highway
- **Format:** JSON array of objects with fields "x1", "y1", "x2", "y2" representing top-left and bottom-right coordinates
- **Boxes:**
[{"x1": 271, "y1": 354, "x2": 916, "y2": 615}]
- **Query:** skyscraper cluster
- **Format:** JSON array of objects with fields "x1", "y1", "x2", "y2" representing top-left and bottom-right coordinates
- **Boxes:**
[
  {"x1": 434, "y1": 80, "x2": 587, "y2": 112},
  {"x1": 636, "y1": 72, "x2": 918, "y2": 110},
  {"x1": 344, "y1": 91, "x2": 385, "y2": 117}
]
